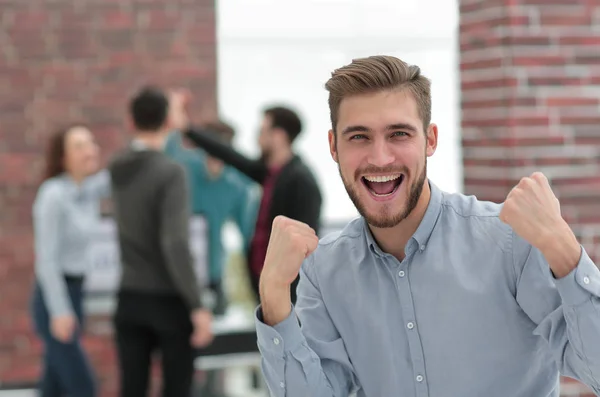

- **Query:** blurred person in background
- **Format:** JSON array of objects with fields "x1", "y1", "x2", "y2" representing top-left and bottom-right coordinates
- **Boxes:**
[
  {"x1": 31, "y1": 124, "x2": 111, "y2": 397},
  {"x1": 164, "y1": 120, "x2": 258, "y2": 315},
  {"x1": 108, "y1": 86, "x2": 213, "y2": 397},
  {"x1": 173, "y1": 91, "x2": 322, "y2": 304}
]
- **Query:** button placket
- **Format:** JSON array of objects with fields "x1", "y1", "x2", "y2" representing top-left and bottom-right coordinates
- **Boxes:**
[{"x1": 395, "y1": 254, "x2": 429, "y2": 396}]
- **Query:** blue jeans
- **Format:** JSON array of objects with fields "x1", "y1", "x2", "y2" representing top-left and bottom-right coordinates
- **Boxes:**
[{"x1": 31, "y1": 278, "x2": 96, "y2": 397}]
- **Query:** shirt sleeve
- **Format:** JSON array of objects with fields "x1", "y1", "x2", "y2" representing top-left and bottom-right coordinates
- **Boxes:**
[
  {"x1": 158, "y1": 165, "x2": 203, "y2": 311},
  {"x1": 32, "y1": 183, "x2": 73, "y2": 318},
  {"x1": 513, "y1": 230, "x2": 600, "y2": 393},
  {"x1": 254, "y1": 255, "x2": 360, "y2": 397}
]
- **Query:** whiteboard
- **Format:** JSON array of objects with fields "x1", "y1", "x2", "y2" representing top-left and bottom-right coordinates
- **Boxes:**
[{"x1": 84, "y1": 215, "x2": 209, "y2": 295}]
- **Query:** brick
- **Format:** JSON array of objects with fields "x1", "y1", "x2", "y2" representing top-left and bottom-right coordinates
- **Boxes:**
[
  {"x1": 559, "y1": 36, "x2": 600, "y2": 46},
  {"x1": 512, "y1": 55, "x2": 567, "y2": 66},
  {"x1": 460, "y1": 57, "x2": 504, "y2": 71},
  {"x1": 546, "y1": 97, "x2": 599, "y2": 107},
  {"x1": 540, "y1": 14, "x2": 592, "y2": 27},
  {"x1": 528, "y1": 76, "x2": 584, "y2": 86}
]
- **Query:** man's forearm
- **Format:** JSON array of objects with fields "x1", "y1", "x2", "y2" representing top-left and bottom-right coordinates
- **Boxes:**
[
  {"x1": 184, "y1": 127, "x2": 268, "y2": 183},
  {"x1": 260, "y1": 278, "x2": 292, "y2": 326}
]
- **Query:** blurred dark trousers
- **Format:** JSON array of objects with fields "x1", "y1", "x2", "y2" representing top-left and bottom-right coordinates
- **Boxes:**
[
  {"x1": 31, "y1": 276, "x2": 96, "y2": 397},
  {"x1": 114, "y1": 290, "x2": 195, "y2": 397}
]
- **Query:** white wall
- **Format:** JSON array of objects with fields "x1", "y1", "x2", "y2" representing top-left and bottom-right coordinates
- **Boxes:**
[{"x1": 215, "y1": 0, "x2": 462, "y2": 223}]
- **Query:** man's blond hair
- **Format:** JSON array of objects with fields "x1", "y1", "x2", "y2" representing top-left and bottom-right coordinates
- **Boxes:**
[{"x1": 324, "y1": 55, "x2": 432, "y2": 133}]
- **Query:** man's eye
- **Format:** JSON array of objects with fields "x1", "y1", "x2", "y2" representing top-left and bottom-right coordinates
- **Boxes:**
[
  {"x1": 350, "y1": 134, "x2": 366, "y2": 140},
  {"x1": 392, "y1": 131, "x2": 408, "y2": 137}
]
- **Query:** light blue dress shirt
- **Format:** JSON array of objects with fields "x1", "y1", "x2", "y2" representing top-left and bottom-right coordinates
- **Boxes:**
[
  {"x1": 32, "y1": 170, "x2": 111, "y2": 317},
  {"x1": 255, "y1": 181, "x2": 600, "y2": 397}
]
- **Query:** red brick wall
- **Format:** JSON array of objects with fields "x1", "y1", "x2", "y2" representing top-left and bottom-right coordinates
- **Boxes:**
[
  {"x1": 459, "y1": 0, "x2": 600, "y2": 396},
  {"x1": 0, "y1": 1, "x2": 217, "y2": 395}
]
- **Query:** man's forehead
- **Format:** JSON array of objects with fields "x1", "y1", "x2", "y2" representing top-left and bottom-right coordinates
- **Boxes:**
[{"x1": 337, "y1": 90, "x2": 421, "y2": 130}]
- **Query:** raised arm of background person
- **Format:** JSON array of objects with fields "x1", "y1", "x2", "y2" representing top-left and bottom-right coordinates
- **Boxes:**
[
  {"x1": 184, "y1": 126, "x2": 268, "y2": 184},
  {"x1": 158, "y1": 165, "x2": 203, "y2": 310},
  {"x1": 164, "y1": 130, "x2": 208, "y2": 165},
  {"x1": 32, "y1": 182, "x2": 73, "y2": 318}
]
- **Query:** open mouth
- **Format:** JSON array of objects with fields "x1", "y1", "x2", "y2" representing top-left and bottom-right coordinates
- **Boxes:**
[{"x1": 361, "y1": 174, "x2": 404, "y2": 197}]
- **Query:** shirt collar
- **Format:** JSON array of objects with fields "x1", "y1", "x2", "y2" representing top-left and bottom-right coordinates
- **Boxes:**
[
  {"x1": 130, "y1": 138, "x2": 165, "y2": 151},
  {"x1": 131, "y1": 139, "x2": 149, "y2": 151},
  {"x1": 363, "y1": 179, "x2": 443, "y2": 257}
]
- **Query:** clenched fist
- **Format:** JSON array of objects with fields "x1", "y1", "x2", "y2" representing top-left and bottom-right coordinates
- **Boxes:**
[
  {"x1": 260, "y1": 216, "x2": 319, "y2": 326},
  {"x1": 500, "y1": 172, "x2": 581, "y2": 278},
  {"x1": 499, "y1": 172, "x2": 561, "y2": 250},
  {"x1": 261, "y1": 215, "x2": 319, "y2": 287}
]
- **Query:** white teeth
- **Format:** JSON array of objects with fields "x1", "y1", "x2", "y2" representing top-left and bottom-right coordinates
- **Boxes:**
[{"x1": 363, "y1": 174, "x2": 402, "y2": 183}]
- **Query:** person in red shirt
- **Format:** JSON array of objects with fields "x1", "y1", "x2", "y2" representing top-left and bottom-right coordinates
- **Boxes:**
[{"x1": 173, "y1": 92, "x2": 322, "y2": 304}]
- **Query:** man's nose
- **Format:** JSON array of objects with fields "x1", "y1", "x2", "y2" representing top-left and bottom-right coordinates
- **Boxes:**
[{"x1": 368, "y1": 140, "x2": 395, "y2": 168}]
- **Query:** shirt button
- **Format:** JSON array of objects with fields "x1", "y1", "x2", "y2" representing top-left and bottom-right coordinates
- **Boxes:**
[
  {"x1": 280, "y1": 381, "x2": 285, "y2": 388},
  {"x1": 273, "y1": 338, "x2": 280, "y2": 345},
  {"x1": 398, "y1": 270, "x2": 405, "y2": 277},
  {"x1": 416, "y1": 375, "x2": 424, "y2": 382},
  {"x1": 420, "y1": 245, "x2": 425, "y2": 251},
  {"x1": 583, "y1": 276, "x2": 590, "y2": 284},
  {"x1": 407, "y1": 322, "x2": 414, "y2": 330}
]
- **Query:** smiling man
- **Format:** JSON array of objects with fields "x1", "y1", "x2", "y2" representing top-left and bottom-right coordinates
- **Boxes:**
[{"x1": 254, "y1": 55, "x2": 600, "y2": 397}]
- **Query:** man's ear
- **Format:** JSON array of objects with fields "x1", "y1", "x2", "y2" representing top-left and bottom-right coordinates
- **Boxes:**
[
  {"x1": 426, "y1": 123, "x2": 438, "y2": 157},
  {"x1": 328, "y1": 129, "x2": 338, "y2": 163}
]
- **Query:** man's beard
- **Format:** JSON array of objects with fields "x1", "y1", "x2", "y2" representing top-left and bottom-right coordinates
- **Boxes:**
[{"x1": 339, "y1": 159, "x2": 427, "y2": 228}]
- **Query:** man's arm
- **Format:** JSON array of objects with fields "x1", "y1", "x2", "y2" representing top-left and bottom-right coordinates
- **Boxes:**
[
  {"x1": 256, "y1": 255, "x2": 359, "y2": 397},
  {"x1": 513, "y1": 232, "x2": 600, "y2": 392},
  {"x1": 184, "y1": 126, "x2": 268, "y2": 184},
  {"x1": 164, "y1": 131, "x2": 207, "y2": 164},
  {"x1": 159, "y1": 166, "x2": 203, "y2": 311}
]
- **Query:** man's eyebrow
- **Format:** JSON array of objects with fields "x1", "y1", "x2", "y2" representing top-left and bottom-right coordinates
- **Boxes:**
[
  {"x1": 341, "y1": 125, "x2": 370, "y2": 135},
  {"x1": 341, "y1": 123, "x2": 418, "y2": 135},
  {"x1": 386, "y1": 123, "x2": 418, "y2": 132}
]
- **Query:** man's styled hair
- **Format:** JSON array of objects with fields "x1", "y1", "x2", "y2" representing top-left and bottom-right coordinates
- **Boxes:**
[
  {"x1": 264, "y1": 106, "x2": 303, "y2": 144},
  {"x1": 129, "y1": 86, "x2": 169, "y2": 132},
  {"x1": 324, "y1": 55, "x2": 432, "y2": 133}
]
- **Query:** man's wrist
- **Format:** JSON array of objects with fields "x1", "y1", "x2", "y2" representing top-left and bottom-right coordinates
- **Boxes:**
[
  {"x1": 539, "y1": 220, "x2": 581, "y2": 278},
  {"x1": 260, "y1": 278, "x2": 292, "y2": 326}
]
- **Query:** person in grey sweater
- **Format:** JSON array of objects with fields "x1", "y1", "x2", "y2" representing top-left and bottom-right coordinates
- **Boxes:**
[
  {"x1": 108, "y1": 86, "x2": 213, "y2": 397},
  {"x1": 31, "y1": 124, "x2": 110, "y2": 397}
]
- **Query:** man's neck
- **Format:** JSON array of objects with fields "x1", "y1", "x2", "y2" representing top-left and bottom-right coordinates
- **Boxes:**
[
  {"x1": 369, "y1": 182, "x2": 432, "y2": 261},
  {"x1": 267, "y1": 147, "x2": 294, "y2": 169},
  {"x1": 134, "y1": 130, "x2": 167, "y2": 150}
]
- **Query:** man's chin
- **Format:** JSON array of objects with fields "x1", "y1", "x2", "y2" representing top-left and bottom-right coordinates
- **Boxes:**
[{"x1": 363, "y1": 212, "x2": 405, "y2": 229}]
